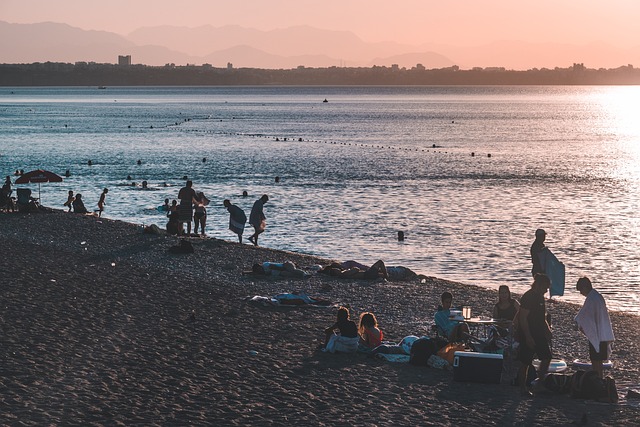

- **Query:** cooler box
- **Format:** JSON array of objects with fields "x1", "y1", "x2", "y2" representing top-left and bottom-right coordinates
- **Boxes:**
[{"x1": 453, "y1": 351, "x2": 503, "y2": 384}]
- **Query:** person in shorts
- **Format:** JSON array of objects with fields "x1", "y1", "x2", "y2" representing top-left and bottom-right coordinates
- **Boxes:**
[
  {"x1": 517, "y1": 273, "x2": 552, "y2": 396},
  {"x1": 575, "y1": 276, "x2": 615, "y2": 378}
]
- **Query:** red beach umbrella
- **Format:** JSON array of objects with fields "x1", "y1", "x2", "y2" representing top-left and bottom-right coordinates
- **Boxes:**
[{"x1": 15, "y1": 169, "x2": 64, "y2": 201}]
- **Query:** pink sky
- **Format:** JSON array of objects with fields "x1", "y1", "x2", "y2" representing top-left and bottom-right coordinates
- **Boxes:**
[{"x1": 2, "y1": 0, "x2": 640, "y2": 48}]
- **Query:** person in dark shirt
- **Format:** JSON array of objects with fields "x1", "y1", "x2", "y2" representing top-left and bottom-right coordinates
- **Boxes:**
[
  {"x1": 248, "y1": 194, "x2": 269, "y2": 246},
  {"x1": 517, "y1": 273, "x2": 552, "y2": 396},
  {"x1": 530, "y1": 228, "x2": 546, "y2": 277},
  {"x1": 224, "y1": 199, "x2": 247, "y2": 243},
  {"x1": 323, "y1": 306, "x2": 359, "y2": 353},
  {"x1": 72, "y1": 193, "x2": 88, "y2": 214},
  {"x1": 493, "y1": 285, "x2": 520, "y2": 321}
]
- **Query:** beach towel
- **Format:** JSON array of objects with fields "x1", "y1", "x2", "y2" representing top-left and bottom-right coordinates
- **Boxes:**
[
  {"x1": 575, "y1": 288, "x2": 615, "y2": 352},
  {"x1": 375, "y1": 354, "x2": 410, "y2": 363},
  {"x1": 539, "y1": 248, "x2": 565, "y2": 297},
  {"x1": 325, "y1": 334, "x2": 359, "y2": 353}
]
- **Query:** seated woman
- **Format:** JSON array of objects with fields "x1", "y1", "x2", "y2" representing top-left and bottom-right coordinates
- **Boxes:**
[
  {"x1": 434, "y1": 291, "x2": 470, "y2": 342},
  {"x1": 323, "y1": 306, "x2": 359, "y2": 353},
  {"x1": 358, "y1": 312, "x2": 384, "y2": 351},
  {"x1": 72, "y1": 193, "x2": 88, "y2": 214},
  {"x1": 493, "y1": 285, "x2": 520, "y2": 321}
]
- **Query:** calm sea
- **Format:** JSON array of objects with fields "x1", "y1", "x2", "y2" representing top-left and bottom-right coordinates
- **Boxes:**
[{"x1": 2, "y1": 86, "x2": 639, "y2": 314}]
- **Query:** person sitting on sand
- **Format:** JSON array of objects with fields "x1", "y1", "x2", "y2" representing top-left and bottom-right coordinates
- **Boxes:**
[
  {"x1": 323, "y1": 306, "x2": 359, "y2": 353},
  {"x1": 493, "y1": 285, "x2": 520, "y2": 322},
  {"x1": 63, "y1": 190, "x2": 75, "y2": 212},
  {"x1": 434, "y1": 291, "x2": 470, "y2": 342},
  {"x1": 72, "y1": 193, "x2": 88, "y2": 214},
  {"x1": 358, "y1": 312, "x2": 384, "y2": 350}
]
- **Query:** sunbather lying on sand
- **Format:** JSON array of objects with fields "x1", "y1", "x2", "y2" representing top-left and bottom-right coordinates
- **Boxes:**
[
  {"x1": 245, "y1": 261, "x2": 310, "y2": 278},
  {"x1": 319, "y1": 260, "x2": 426, "y2": 281}
]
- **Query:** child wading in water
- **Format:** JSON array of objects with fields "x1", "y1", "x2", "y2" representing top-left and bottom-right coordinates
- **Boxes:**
[
  {"x1": 323, "y1": 306, "x2": 359, "y2": 353},
  {"x1": 97, "y1": 188, "x2": 108, "y2": 217},
  {"x1": 358, "y1": 312, "x2": 383, "y2": 350}
]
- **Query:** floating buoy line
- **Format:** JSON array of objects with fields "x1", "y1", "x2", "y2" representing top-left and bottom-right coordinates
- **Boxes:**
[{"x1": 127, "y1": 114, "x2": 493, "y2": 158}]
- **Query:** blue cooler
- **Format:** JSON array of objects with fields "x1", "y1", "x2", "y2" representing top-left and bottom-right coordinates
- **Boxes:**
[{"x1": 453, "y1": 351, "x2": 503, "y2": 384}]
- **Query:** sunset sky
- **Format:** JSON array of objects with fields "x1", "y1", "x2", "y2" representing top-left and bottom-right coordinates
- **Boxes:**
[{"x1": 2, "y1": 0, "x2": 640, "y2": 48}]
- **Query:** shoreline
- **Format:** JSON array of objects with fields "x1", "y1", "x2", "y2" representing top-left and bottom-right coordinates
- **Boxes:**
[{"x1": 1, "y1": 208, "x2": 639, "y2": 425}]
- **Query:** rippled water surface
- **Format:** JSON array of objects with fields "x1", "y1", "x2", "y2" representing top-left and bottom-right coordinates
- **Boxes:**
[{"x1": 2, "y1": 86, "x2": 639, "y2": 314}]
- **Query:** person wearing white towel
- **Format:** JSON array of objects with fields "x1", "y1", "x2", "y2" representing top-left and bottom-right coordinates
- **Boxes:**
[{"x1": 575, "y1": 277, "x2": 615, "y2": 378}]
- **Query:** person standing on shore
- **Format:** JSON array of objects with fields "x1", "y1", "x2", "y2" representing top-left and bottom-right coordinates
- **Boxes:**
[
  {"x1": 530, "y1": 229, "x2": 546, "y2": 277},
  {"x1": 517, "y1": 273, "x2": 553, "y2": 396},
  {"x1": 193, "y1": 192, "x2": 209, "y2": 237},
  {"x1": 2, "y1": 176, "x2": 11, "y2": 197},
  {"x1": 63, "y1": 190, "x2": 75, "y2": 212},
  {"x1": 224, "y1": 199, "x2": 247, "y2": 243},
  {"x1": 575, "y1": 277, "x2": 615, "y2": 378},
  {"x1": 248, "y1": 194, "x2": 268, "y2": 246},
  {"x1": 97, "y1": 188, "x2": 108, "y2": 217},
  {"x1": 178, "y1": 180, "x2": 198, "y2": 236}
]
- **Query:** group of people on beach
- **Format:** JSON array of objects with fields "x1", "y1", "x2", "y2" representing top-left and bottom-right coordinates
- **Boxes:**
[
  {"x1": 164, "y1": 179, "x2": 270, "y2": 246},
  {"x1": 61, "y1": 188, "x2": 109, "y2": 217},
  {"x1": 321, "y1": 229, "x2": 616, "y2": 399}
]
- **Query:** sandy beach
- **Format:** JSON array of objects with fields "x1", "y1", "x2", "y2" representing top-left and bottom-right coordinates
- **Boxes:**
[{"x1": 1, "y1": 209, "x2": 639, "y2": 426}]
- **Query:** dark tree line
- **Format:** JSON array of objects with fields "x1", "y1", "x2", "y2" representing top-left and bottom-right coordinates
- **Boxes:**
[{"x1": 1, "y1": 62, "x2": 639, "y2": 86}]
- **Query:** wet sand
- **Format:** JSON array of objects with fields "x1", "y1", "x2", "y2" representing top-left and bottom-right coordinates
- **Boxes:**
[{"x1": 1, "y1": 209, "x2": 639, "y2": 426}]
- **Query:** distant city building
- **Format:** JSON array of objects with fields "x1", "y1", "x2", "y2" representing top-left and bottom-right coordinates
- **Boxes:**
[{"x1": 118, "y1": 55, "x2": 132, "y2": 66}]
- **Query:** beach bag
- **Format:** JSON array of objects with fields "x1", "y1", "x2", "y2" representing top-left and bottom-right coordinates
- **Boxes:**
[
  {"x1": 543, "y1": 373, "x2": 573, "y2": 394},
  {"x1": 409, "y1": 337, "x2": 438, "y2": 366},
  {"x1": 436, "y1": 343, "x2": 466, "y2": 365},
  {"x1": 570, "y1": 370, "x2": 606, "y2": 400}
]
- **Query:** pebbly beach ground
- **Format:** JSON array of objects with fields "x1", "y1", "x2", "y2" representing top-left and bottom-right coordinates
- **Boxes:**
[{"x1": 1, "y1": 209, "x2": 639, "y2": 426}]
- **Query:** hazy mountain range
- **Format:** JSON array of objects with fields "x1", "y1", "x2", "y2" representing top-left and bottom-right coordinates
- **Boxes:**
[{"x1": 1, "y1": 21, "x2": 639, "y2": 70}]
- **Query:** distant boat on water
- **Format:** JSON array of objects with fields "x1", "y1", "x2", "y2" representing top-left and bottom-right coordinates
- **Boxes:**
[
  {"x1": 98, "y1": 86, "x2": 107, "y2": 89},
  {"x1": 323, "y1": 98, "x2": 328, "y2": 103}
]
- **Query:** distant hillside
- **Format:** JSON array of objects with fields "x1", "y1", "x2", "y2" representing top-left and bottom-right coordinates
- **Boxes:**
[{"x1": 1, "y1": 21, "x2": 639, "y2": 70}]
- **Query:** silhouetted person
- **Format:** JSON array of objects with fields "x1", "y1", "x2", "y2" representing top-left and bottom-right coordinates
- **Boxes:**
[{"x1": 248, "y1": 194, "x2": 269, "y2": 246}]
